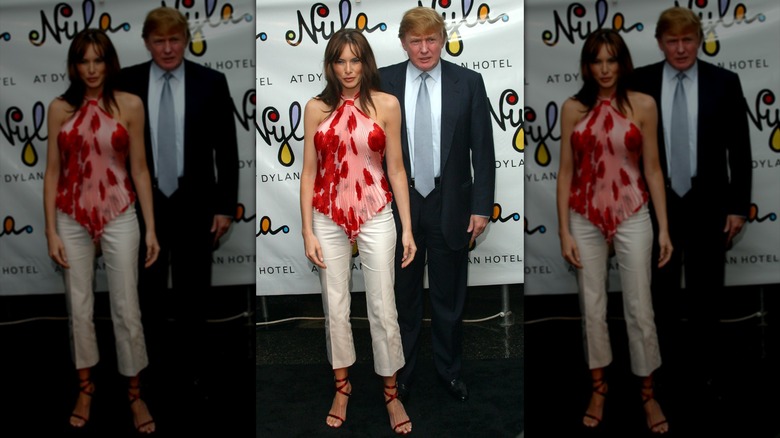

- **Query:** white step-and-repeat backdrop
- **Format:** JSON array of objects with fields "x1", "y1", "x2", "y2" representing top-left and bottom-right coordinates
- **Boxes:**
[
  {"x1": 524, "y1": 0, "x2": 780, "y2": 295},
  {"x1": 0, "y1": 0, "x2": 257, "y2": 296},
  {"x1": 256, "y1": 0, "x2": 524, "y2": 295}
]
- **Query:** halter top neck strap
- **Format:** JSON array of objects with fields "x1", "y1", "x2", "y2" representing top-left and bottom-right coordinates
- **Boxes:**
[
  {"x1": 597, "y1": 93, "x2": 617, "y2": 105},
  {"x1": 340, "y1": 93, "x2": 360, "y2": 105},
  {"x1": 84, "y1": 93, "x2": 103, "y2": 106}
]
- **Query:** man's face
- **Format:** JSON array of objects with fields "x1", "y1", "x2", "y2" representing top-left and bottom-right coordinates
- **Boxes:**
[
  {"x1": 145, "y1": 29, "x2": 187, "y2": 71},
  {"x1": 400, "y1": 31, "x2": 444, "y2": 72},
  {"x1": 657, "y1": 29, "x2": 700, "y2": 71}
]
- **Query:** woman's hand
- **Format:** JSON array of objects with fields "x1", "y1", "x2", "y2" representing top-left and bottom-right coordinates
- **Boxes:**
[
  {"x1": 657, "y1": 229, "x2": 673, "y2": 268},
  {"x1": 400, "y1": 229, "x2": 417, "y2": 269},
  {"x1": 47, "y1": 231, "x2": 70, "y2": 269},
  {"x1": 303, "y1": 232, "x2": 327, "y2": 269},
  {"x1": 144, "y1": 231, "x2": 160, "y2": 268},
  {"x1": 560, "y1": 231, "x2": 582, "y2": 269}
]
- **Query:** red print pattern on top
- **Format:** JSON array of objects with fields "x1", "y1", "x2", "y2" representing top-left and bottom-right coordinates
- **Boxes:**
[
  {"x1": 313, "y1": 97, "x2": 392, "y2": 242},
  {"x1": 569, "y1": 98, "x2": 648, "y2": 242},
  {"x1": 56, "y1": 99, "x2": 135, "y2": 242}
]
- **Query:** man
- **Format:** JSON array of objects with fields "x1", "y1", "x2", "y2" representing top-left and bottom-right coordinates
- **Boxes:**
[
  {"x1": 633, "y1": 7, "x2": 752, "y2": 394},
  {"x1": 118, "y1": 7, "x2": 238, "y2": 393},
  {"x1": 379, "y1": 6, "x2": 495, "y2": 402}
]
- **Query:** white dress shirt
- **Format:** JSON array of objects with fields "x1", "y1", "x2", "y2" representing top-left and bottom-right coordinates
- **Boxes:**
[
  {"x1": 148, "y1": 62, "x2": 185, "y2": 177},
  {"x1": 661, "y1": 61, "x2": 698, "y2": 178},
  {"x1": 404, "y1": 61, "x2": 442, "y2": 178}
]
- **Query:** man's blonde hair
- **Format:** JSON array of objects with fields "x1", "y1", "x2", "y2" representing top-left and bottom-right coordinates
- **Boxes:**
[
  {"x1": 655, "y1": 7, "x2": 703, "y2": 40},
  {"x1": 142, "y1": 7, "x2": 191, "y2": 42},
  {"x1": 398, "y1": 6, "x2": 446, "y2": 40}
]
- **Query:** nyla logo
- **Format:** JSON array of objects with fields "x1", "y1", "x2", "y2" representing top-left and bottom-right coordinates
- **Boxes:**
[
  {"x1": 748, "y1": 203, "x2": 777, "y2": 224},
  {"x1": 524, "y1": 216, "x2": 547, "y2": 235},
  {"x1": 541, "y1": 0, "x2": 643, "y2": 47},
  {"x1": 257, "y1": 215, "x2": 290, "y2": 237},
  {"x1": 234, "y1": 203, "x2": 255, "y2": 225},
  {"x1": 490, "y1": 203, "x2": 521, "y2": 224},
  {"x1": 171, "y1": 0, "x2": 253, "y2": 57},
  {"x1": 256, "y1": 102, "x2": 303, "y2": 167},
  {"x1": 427, "y1": 0, "x2": 510, "y2": 57},
  {"x1": 0, "y1": 102, "x2": 47, "y2": 168},
  {"x1": 685, "y1": 0, "x2": 766, "y2": 57},
  {"x1": 0, "y1": 216, "x2": 34, "y2": 238},
  {"x1": 523, "y1": 101, "x2": 560, "y2": 167},
  {"x1": 747, "y1": 90, "x2": 779, "y2": 154},
  {"x1": 285, "y1": 0, "x2": 387, "y2": 47},
  {"x1": 28, "y1": 1, "x2": 130, "y2": 47},
  {"x1": 489, "y1": 89, "x2": 523, "y2": 154}
]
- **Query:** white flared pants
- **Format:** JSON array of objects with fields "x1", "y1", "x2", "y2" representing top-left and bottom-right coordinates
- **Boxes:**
[
  {"x1": 313, "y1": 205, "x2": 405, "y2": 377},
  {"x1": 57, "y1": 207, "x2": 148, "y2": 377},
  {"x1": 570, "y1": 205, "x2": 661, "y2": 376}
]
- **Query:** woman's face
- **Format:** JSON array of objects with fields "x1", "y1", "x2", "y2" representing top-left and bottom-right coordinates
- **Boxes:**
[
  {"x1": 589, "y1": 44, "x2": 619, "y2": 92},
  {"x1": 333, "y1": 44, "x2": 362, "y2": 94},
  {"x1": 77, "y1": 43, "x2": 106, "y2": 93}
]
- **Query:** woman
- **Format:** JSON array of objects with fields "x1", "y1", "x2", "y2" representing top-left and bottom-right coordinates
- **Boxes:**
[
  {"x1": 556, "y1": 29, "x2": 673, "y2": 434},
  {"x1": 300, "y1": 28, "x2": 415, "y2": 435},
  {"x1": 43, "y1": 29, "x2": 159, "y2": 434}
]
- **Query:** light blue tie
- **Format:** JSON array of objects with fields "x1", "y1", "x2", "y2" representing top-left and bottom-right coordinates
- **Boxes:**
[
  {"x1": 414, "y1": 72, "x2": 434, "y2": 197},
  {"x1": 157, "y1": 72, "x2": 178, "y2": 197},
  {"x1": 670, "y1": 72, "x2": 691, "y2": 197}
]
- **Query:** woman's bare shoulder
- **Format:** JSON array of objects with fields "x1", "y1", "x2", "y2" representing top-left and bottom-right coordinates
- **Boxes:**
[
  {"x1": 372, "y1": 91, "x2": 399, "y2": 107},
  {"x1": 628, "y1": 90, "x2": 656, "y2": 112},
  {"x1": 305, "y1": 96, "x2": 329, "y2": 110},
  {"x1": 304, "y1": 96, "x2": 331, "y2": 126},
  {"x1": 48, "y1": 97, "x2": 74, "y2": 123},
  {"x1": 115, "y1": 91, "x2": 143, "y2": 112},
  {"x1": 561, "y1": 97, "x2": 588, "y2": 124},
  {"x1": 562, "y1": 96, "x2": 587, "y2": 112},
  {"x1": 48, "y1": 96, "x2": 70, "y2": 112}
]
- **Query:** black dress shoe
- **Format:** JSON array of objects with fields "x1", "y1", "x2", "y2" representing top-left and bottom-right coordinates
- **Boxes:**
[
  {"x1": 446, "y1": 378, "x2": 468, "y2": 401},
  {"x1": 397, "y1": 382, "x2": 410, "y2": 404}
]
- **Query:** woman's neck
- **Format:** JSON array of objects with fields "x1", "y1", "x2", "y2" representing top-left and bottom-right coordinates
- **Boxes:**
[
  {"x1": 341, "y1": 91, "x2": 358, "y2": 100},
  {"x1": 597, "y1": 85, "x2": 616, "y2": 99},
  {"x1": 84, "y1": 85, "x2": 103, "y2": 100}
]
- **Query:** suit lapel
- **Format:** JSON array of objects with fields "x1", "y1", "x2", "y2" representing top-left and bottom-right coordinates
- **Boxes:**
[
  {"x1": 647, "y1": 62, "x2": 668, "y2": 176},
  {"x1": 183, "y1": 61, "x2": 195, "y2": 148},
  {"x1": 440, "y1": 61, "x2": 460, "y2": 174},
  {"x1": 695, "y1": 60, "x2": 714, "y2": 172},
  {"x1": 136, "y1": 62, "x2": 155, "y2": 174},
  {"x1": 387, "y1": 62, "x2": 411, "y2": 173}
]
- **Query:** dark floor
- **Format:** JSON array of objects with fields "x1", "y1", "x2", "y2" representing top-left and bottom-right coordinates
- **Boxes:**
[
  {"x1": 256, "y1": 284, "x2": 524, "y2": 437},
  {"x1": 524, "y1": 284, "x2": 780, "y2": 438},
  {"x1": 0, "y1": 286, "x2": 256, "y2": 437},
  {"x1": 8, "y1": 281, "x2": 775, "y2": 437}
]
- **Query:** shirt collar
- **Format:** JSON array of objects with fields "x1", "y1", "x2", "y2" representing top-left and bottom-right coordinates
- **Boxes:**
[
  {"x1": 663, "y1": 59, "x2": 698, "y2": 83},
  {"x1": 151, "y1": 61, "x2": 184, "y2": 82},
  {"x1": 407, "y1": 60, "x2": 442, "y2": 83}
]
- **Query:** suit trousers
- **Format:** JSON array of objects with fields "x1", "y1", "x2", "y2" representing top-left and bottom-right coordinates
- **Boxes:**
[
  {"x1": 394, "y1": 186, "x2": 469, "y2": 384},
  {"x1": 652, "y1": 185, "x2": 728, "y2": 378},
  {"x1": 137, "y1": 187, "x2": 213, "y2": 378},
  {"x1": 57, "y1": 206, "x2": 149, "y2": 377},
  {"x1": 313, "y1": 205, "x2": 405, "y2": 377},
  {"x1": 570, "y1": 205, "x2": 661, "y2": 376}
]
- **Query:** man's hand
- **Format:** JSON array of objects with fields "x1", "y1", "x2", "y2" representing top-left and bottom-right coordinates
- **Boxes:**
[
  {"x1": 211, "y1": 214, "x2": 233, "y2": 247},
  {"x1": 724, "y1": 214, "x2": 746, "y2": 248},
  {"x1": 467, "y1": 215, "x2": 489, "y2": 246}
]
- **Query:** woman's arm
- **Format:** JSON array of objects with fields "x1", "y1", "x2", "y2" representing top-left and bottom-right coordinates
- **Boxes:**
[
  {"x1": 381, "y1": 94, "x2": 416, "y2": 268},
  {"x1": 300, "y1": 99, "x2": 327, "y2": 269},
  {"x1": 43, "y1": 99, "x2": 70, "y2": 268},
  {"x1": 123, "y1": 93, "x2": 159, "y2": 268},
  {"x1": 556, "y1": 98, "x2": 583, "y2": 269},
  {"x1": 635, "y1": 93, "x2": 673, "y2": 268}
]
